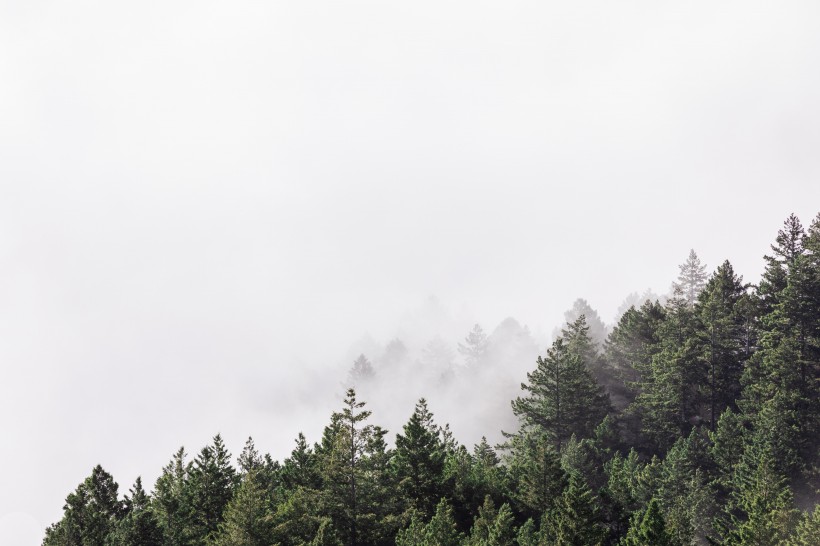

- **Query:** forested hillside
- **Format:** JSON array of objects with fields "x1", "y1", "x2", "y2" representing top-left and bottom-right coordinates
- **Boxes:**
[{"x1": 44, "y1": 213, "x2": 820, "y2": 545}]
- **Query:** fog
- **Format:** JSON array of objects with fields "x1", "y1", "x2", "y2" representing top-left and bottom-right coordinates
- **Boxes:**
[{"x1": 2, "y1": 1, "x2": 820, "y2": 542}]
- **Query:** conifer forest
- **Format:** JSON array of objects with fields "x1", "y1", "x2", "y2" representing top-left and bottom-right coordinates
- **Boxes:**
[{"x1": 43, "y1": 213, "x2": 820, "y2": 545}]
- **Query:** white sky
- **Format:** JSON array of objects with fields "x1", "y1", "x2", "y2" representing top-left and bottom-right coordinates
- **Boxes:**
[{"x1": 2, "y1": 1, "x2": 820, "y2": 541}]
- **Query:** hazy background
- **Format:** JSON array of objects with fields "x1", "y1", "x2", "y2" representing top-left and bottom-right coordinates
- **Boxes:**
[{"x1": 2, "y1": 1, "x2": 820, "y2": 542}]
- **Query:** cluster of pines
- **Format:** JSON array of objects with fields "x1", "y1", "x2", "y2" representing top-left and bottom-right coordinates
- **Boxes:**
[{"x1": 44, "y1": 213, "x2": 820, "y2": 546}]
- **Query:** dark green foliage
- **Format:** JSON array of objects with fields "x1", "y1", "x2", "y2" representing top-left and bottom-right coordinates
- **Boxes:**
[
  {"x1": 539, "y1": 471, "x2": 608, "y2": 545},
  {"x1": 391, "y1": 398, "x2": 446, "y2": 519},
  {"x1": 42, "y1": 212, "x2": 820, "y2": 546},
  {"x1": 719, "y1": 449, "x2": 799, "y2": 545},
  {"x1": 184, "y1": 434, "x2": 238, "y2": 544},
  {"x1": 632, "y1": 288, "x2": 700, "y2": 453},
  {"x1": 108, "y1": 477, "x2": 163, "y2": 546},
  {"x1": 317, "y1": 389, "x2": 400, "y2": 546},
  {"x1": 694, "y1": 260, "x2": 748, "y2": 429},
  {"x1": 619, "y1": 499, "x2": 676, "y2": 546},
  {"x1": 44, "y1": 465, "x2": 122, "y2": 546},
  {"x1": 504, "y1": 430, "x2": 567, "y2": 519},
  {"x1": 466, "y1": 496, "x2": 516, "y2": 546},
  {"x1": 606, "y1": 300, "x2": 666, "y2": 390},
  {"x1": 281, "y1": 432, "x2": 321, "y2": 491},
  {"x1": 211, "y1": 470, "x2": 275, "y2": 546},
  {"x1": 237, "y1": 436, "x2": 262, "y2": 475},
  {"x1": 152, "y1": 447, "x2": 191, "y2": 546},
  {"x1": 395, "y1": 499, "x2": 464, "y2": 546},
  {"x1": 512, "y1": 316, "x2": 610, "y2": 451},
  {"x1": 786, "y1": 504, "x2": 820, "y2": 546},
  {"x1": 561, "y1": 298, "x2": 609, "y2": 348}
]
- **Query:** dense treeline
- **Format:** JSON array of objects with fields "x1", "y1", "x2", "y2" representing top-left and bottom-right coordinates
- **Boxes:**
[{"x1": 44, "y1": 214, "x2": 820, "y2": 545}]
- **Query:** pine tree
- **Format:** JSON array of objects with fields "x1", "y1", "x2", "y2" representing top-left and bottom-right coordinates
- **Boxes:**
[
  {"x1": 720, "y1": 448, "x2": 799, "y2": 545},
  {"x1": 281, "y1": 432, "x2": 321, "y2": 491},
  {"x1": 694, "y1": 260, "x2": 748, "y2": 429},
  {"x1": 237, "y1": 436, "x2": 262, "y2": 475},
  {"x1": 270, "y1": 485, "x2": 325, "y2": 546},
  {"x1": 619, "y1": 499, "x2": 675, "y2": 546},
  {"x1": 709, "y1": 408, "x2": 748, "y2": 494},
  {"x1": 392, "y1": 398, "x2": 446, "y2": 520},
  {"x1": 560, "y1": 298, "x2": 609, "y2": 347},
  {"x1": 786, "y1": 505, "x2": 820, "y2": 546},
  {"x1": 512, "y1": 316, "x2": 610, "y2": 451},
  {"x1": 185, "y1": 434, "x2": 238, "y2": 544},
  {"x1": 318, "y1": 389, "x2": 398, "y2": 546},
  {"x1": 740, "y1": 214, "x2": 820, "y2": 484},
  {"x1": 504, "y1": 430, "x2": 567, "y2": 519},
  {"x1": 310, "y1": 517, "x2": 343, "y2": 546},
  {"x1": 604, "y1": 299, "x2": 666, "y2": 412},
  {"x1": 540, "y1": 471, "x2": 607, "y2": 545},
  {"x1": 633, "y1": 288, "x2": 700, "y2": 453},
  {"x1": 152, "y1": 447, "x2": 191, "y2": 546},
  {"x1": 459, "y1": 324, "x2": 490, "y2": 367},
  {"x1": 43, "y1": 465, "x2": 123, "y2": 546},
  {"x1": 655, "y1": 431, "x2": 715, "y2": 544},
  {"x1": 466, "y1": 496, "x2": 516, "y2": 546},
  {"x1": 348, "y1": 354, "x2": 375, "y2": 386},
  {"x1": 673, "y1": 249, "x2": 708, "y2": 307},
  {"x1": 211, "y1": 470, "x2": 275, "y2": 546},
  {"x1": 395, "y1": 499, "x2": 464, "y2": 546},
  {"x1": 108, "y1": 477, "x2": 164, "y2": 546},
  {"x1": 515, "y1": 519, "x2": 538, "y2": 546}
]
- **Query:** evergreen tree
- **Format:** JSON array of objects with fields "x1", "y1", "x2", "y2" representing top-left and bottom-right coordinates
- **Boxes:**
[
  {"x1": 633, "y1": 288, "x2": 700, "y2": 453},
  {"x1": 211, "y1": 470, "x2": 275, "y2": 546},
  {"x1": 43, "y1": 465, "x2": 123, "y2": 546},
  {"x1": 709, "y1": 408, "x2": 747, "y2": 489},
  {"x1": 466, "y1": 496, "x2": 516, "y2": 546},
  {"x1": 310, "y1": 517, "x2": 343, "y2": 546},
  {"x1": 504, "y1": 430, "x2": 567, "y2": 520},
  {"x1": 604, "y1": 299, "x2": 666, "y2": 413},
  {"x1": 270, "y1": 485, "x2": 325, "y2": 546},
  {"x1": 281, "y1": 432, "x2": 321, "y2": 491},
  {"x1": 348, "y1": 354, "x2": 375, "y2": 386},
  {"x1": 786, "y1": 505, "x2": 820, "y2": 546},
  {"x1": 673, "y1": 249, "x2": 708, "y2": 307},
  {"x1": 540, "y1": 471, "x2": 607, "y2": 546},
  {"x1": 459, "y1": 324, "x2": 490, "y2": 367},
  {"x1": 740, "y1": 214, "x2": 820, "y2": 485},
  {"x1": 694, "y1": 260, "x2": 748, "y2": 429},
  {"x1": 605, "y1": 449, "x2": 658, "y2": 518},
  {"x1": 237, "y1": 436, "x2": 263, "y2": 476},
  {"x1": 655, "y1": 431, "x2": 715, "y2": 544},
  {"x1": 108, "y1": 477, "x2": 164, "y2": 546},
  {"x1": 560, "y1": 298, "x2": 609, "y2": 348},
  {"x1": 391, "y1": 398, "x2": 446, "y2": 520},
  {"x1": 185, "y1": 434, "x2": 238, "y2": 544},
  {"x1": 512, "y1": 316, "x2": 610, "y2": 451},
  {"x1": 619, "y1": 499, "x2": 675, "y2": 546},
  {"x1": 720, "y1": 448, "x2": 799, "y2": 545},
  {"x1": 395, "y1": 499, "x2": 464, "y2": 546},
  {"x1": 318, "y1": 389, "x2": 397, "y2": 546},
  {"x1": 152, "y1": 447, "x2": 191, "y2": 546},
  {"x1": 515, "y1": 519, "x2": 538, "y2": 546}
]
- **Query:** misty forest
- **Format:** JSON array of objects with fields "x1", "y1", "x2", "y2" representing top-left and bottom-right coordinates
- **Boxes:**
[{"x1": 44, "y1": 212, "x2": 820, "y2": 545}]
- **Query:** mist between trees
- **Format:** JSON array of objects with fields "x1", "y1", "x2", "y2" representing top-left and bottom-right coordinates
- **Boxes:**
[{"x1": 44, "y1": 213, "x2": 820, "y2": 545}]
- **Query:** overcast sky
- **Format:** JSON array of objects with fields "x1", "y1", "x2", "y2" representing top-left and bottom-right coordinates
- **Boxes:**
[{"x1": 2, "y1": 1, "x2": 820, "y2": 542}]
